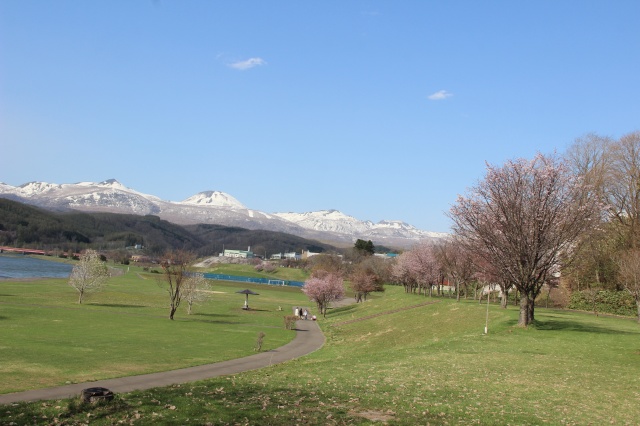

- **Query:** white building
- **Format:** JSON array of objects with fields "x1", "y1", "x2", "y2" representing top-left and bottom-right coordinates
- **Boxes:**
[{"x1": 223, "y1": 249, "x2": 255, "y2": 259}]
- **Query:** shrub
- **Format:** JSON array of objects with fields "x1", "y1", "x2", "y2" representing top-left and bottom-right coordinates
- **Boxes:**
[
  {"x1": 284, "y1": 315, "x2": 298, "y2": 330},
  {"x1": 568, "y1": 290, "x2": 636, "y2": 317}
]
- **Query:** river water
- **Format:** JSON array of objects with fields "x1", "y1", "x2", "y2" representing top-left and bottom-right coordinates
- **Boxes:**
[{"x1": 0, "y1": 254, "x2": 73, "y2": 279}]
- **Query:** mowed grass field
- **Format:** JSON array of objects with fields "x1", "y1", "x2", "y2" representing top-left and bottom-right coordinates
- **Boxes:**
[
  {"x1": 2, "y1": 270, "x2": 640, "y2": 425},
  {"x1": 0, "y1": 264, "x2": 309, "y2": 393},
  {"x1": 195, "y1": 262, "x2": 309, "y2": 282}
]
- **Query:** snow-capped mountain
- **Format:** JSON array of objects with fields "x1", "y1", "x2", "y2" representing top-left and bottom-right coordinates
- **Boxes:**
[
  {"x1": 181, "y1": 191, "x2": 246, "y2": 209},
  {"x1": 4, "y1": 179, "x2": 163, "y2": 215},
  {"x1": 0, "y1": 179, "x2": 447, "y2": 248},
  {"x1": 273, "y1": 210, "x2": 448, "y2": 241}
]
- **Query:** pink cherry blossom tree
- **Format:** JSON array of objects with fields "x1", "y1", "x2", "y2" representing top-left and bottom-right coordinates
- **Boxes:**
[
  {"x1": 449, "y1": 153, "x2": 600, "y2": 326},
  {"x1": 408, "y1": 241, "x2": 441, "y2": 296},
  {"x1": 391, "y1": 251, "x2": 418, "y2": 293},
  {"x1": 434, "y1": 238, "x2": 476, "y2": 302},
  {"x1": 391, "y1": 242, "x2": 441, "y2": 296},
  {"x1": 302, "y1": 271, "x2": 345, "y2": 317}
]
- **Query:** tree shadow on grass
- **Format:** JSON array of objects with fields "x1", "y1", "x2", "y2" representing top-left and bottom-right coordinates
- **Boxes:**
[
  {"x1": 88, "y1": 303, "x2": 146, "y2": 308},
  {"x1": 330, "y1": 305, "x2": 357, "y2": 315},
  {"x1": 194, "y1": 313, "x2": 235, "y2": 319},
  {"x1": 176, "y1": 317, "x2": 241, "y2": 325},
  {"x1": 0, "y1": 315, "x2": 8, "y2": 320},
  {"x1": 533, "y1": 319, "x2": 640, "y2": 335}
]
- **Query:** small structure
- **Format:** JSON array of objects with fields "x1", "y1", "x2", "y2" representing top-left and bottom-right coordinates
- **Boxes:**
[
  {"x1": 302, "y1": 250, "x2": 321, "y2": 259},
  {"x1": 236, "y1": 289, "x2": 259, "y2": 310},
  {"x1": 223, "y1": 249, "x2": 255, "y2": 259},
  {"x1": 283, "y1": 252, "x2": 301, "y2": 260}
]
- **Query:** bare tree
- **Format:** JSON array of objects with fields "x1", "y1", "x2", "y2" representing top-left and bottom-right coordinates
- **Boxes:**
[
  {"x1": 565, "y1": 133, "x2": 611, "y2": 203},
  {"x1": 350, "y1": 261, "x2": 384, "y2": 302},
  {"x1": 617, "y1": 249, "x2": 640, "y2": 322},
  {"x1": 158, "y1": 250, "x2": 195, "y2": 320},
  {"x1": 606, "y1": 131, "x2": 640, "y2": 249},
  {"x1": 307, "y1": 253, "x2": 345, "y2": 276},
  {"x1": 449, "y1": 153, "x2": 600, "y2": 326},
  {"x1": 68, "y1": 249, "x2": 110, "y2": 304},
  {"x1": 182, "y1": 273, "x2": 212, "y2": 315}
]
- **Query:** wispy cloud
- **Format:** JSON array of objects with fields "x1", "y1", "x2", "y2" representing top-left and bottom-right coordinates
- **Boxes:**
[
  {"x1": 428, "y1": 90, "x2": 453, "y2": 101},
  {"x1": 228, "y1": 57, "x2": 267, "y2": 71}
]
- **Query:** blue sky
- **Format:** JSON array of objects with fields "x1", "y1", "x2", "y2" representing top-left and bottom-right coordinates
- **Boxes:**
[{"x1": 1, "y1": 1, "x2": 638, "y2": 233}]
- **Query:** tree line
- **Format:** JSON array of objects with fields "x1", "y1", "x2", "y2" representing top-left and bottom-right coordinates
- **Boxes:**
[{"x1": 390, "y1": 131, "x2": 640, "y2": 325}]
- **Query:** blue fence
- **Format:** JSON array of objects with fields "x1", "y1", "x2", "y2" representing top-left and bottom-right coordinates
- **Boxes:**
[{"x1": 202, "y1": 273, "x2": 305, "y2": 288}]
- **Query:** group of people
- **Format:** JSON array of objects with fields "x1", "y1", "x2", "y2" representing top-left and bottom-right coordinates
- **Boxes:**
[{"x1": 294, "y1": 307, "x2": 315, "y2": 320}]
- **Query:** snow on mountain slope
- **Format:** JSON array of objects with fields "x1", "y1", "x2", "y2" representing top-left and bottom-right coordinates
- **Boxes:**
[
  {"x1": 274, "y1": 211, "x2": 448, "y2": 242},
  {"x1": 274, "y1": 210, "x2": 373, "y2": 234},
  {"x1": 0, "y1": 179, "x2": 447, "y2": 248},
  {"x1": 181, "y1": 191, "x2": 246, "y2": 209}
]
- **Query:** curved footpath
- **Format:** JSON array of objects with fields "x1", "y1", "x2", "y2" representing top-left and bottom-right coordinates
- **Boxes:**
[{"x1": 0, "y1": 318, "x2": 324, "y2": 405}]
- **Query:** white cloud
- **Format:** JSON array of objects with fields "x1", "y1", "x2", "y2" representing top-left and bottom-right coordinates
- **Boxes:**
[
  {"x1": 428, "y1": 90, "x2": 453, "y2": 101},
  {"x1": 228, "y1": 57, "x2": 267, "y2": 71}
]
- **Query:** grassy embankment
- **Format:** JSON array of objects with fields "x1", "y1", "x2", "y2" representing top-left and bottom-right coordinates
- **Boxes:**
[
  {"x1": 2, "y1": 266, "x2": 640, "y2": 425},
  {"x1": 195, "y1": 262, "x2": 309, "y2": 282}
]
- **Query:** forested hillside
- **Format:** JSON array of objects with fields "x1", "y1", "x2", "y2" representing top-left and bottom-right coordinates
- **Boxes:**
[{"x1": 0, "y1": 199, "x2": 336, "y2": 257}]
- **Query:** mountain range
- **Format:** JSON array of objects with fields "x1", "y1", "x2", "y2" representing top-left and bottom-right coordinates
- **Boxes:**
[{"x1": 0, "y1": 179, "x2": 447, "y2": 249}]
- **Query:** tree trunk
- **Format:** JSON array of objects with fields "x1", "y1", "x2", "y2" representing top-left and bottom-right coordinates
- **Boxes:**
[
  {"x1": 518, "y1": 293, "x2": 531, "y2": 327},
  {"x1": 169, "y1": 305, "x2": 177, "y2": 320},
  {"x1": 456, "y1": 282, "x2": 460, "y2": 302},
  {"x1": 501, "y1": 292, "x2": 508, "y2": 308},
  {"x1": 545, "y1": 287, "x2": 552, "y2": 308},
  {"x1": 528, "y1": 295, "x2": 535, "y2": 323},
  {"x1": 636, "y1": 298, "x2": 640, "y2": 324}
]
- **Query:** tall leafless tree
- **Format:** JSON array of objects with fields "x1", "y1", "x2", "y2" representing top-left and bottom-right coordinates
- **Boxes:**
[
  {"x1": 564, "y1": 131, "x2": 640, "y2": 290},
  {"x1": 182, "y1": 272, "x2": 211, "y2": 315},
  {"x1": 606, "y1": 131, "x2": 640, "y2": 249},
  {"x1": 158, "y1": 250, "x2": 195, "y2": 320},
  {"x1": 617, "y1": 249, "x2": 640, "y2": 322},
  {"x1": 68, "y1": 249, "x2": 110, "y2": 304}
]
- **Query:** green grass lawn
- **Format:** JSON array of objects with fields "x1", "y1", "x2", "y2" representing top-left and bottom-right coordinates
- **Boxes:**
[
  {"x1": 195, "y1": 262, "x2": 309, "y2": 282},
  {"x1": 2, "y1": 282, "x2": 640, "y2": 425},
  {"x1": 0, "y1": 267, "x2": 309, "y2": 393}
]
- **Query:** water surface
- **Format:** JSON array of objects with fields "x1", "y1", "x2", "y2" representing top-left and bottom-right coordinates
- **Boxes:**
[{"x1": 0, "y1": 254, "x2": 73, "y2": 279}]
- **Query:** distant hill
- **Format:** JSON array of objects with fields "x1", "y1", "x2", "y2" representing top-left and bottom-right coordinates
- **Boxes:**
[
  {"x1": 0, "y1": 179, "x2": 447, "y2": 249},
  {"x1": 0, "y1": 199, "x2": 337, "y2": 257}
]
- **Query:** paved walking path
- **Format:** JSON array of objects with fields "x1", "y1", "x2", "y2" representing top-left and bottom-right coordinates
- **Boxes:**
[{"x1": 0, "y1": 318, "x2": 324, "y2": 405}]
